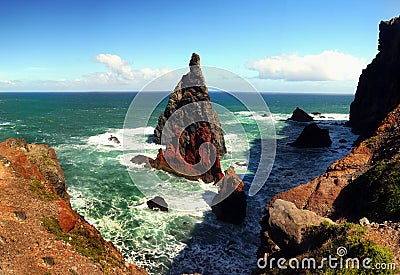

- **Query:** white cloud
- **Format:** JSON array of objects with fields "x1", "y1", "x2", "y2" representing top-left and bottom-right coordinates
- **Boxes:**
[
  {"x1": 246, "y1": 50, "x2": 367, "y2": 81},
  {"x1": 93, "y1": 53, "x2": 170, "y2": 83},
  {"x1": 95, "y1": 54, "x2": 134, "y2": 79},
  {"x1": 0, "y1": 54, "x2": 171, "y2": 91},
  {"x1": 0, "y1": 80, "x2": 16, "y2": 86}
]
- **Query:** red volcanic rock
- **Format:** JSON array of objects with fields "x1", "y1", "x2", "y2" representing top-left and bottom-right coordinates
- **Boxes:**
[
  {"x1": 151, "y1": 53, "x2": 226, "y2": 183},
  {"x1": 57, "y1": 200, "x2": 76, "y2": 233},
  {"x1": 258, "y1": 104, "x2": 400, "y2": 260},
  {"x1": 0, "y1": 138, "x2": 147, "y2": 274},
  {"x1": 0, "y1": 138, "x2": 69, "y2": 202}
]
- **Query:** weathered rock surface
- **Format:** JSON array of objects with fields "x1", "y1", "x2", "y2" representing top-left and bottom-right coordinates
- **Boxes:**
[
  {"x1": 259, "y1": 104, "x2": 400, "y2": 261},
  {"x1": 0, "y1": 138, "x2": 69, "y2": 202},
  {"x1": 0, "y1": 138, "x2": 147, "y2": 275},
  {"x1": 211, "y1": 166, "x2": 247, "y2": 225},
  {"x1": 289, "y1": 123, "x2": 332, "y2": 148},
  {"x1": 151, "y1": 53, "x2": 226, "y2": 183},
  {"x1": 147, "y1": 196, "x2": 169, "y2": 212},
  {"x1": 258, "y1": 16, "x2": 400, "y2": 270},
  {"x1": 262, "y1": 199, "x2": 333, "y2": 256},
  {"x1": 349, "y1": 16, "x2": 400, "y2": 137},
  {"x1": 287, "y1": 107, "x2": 313, "y2": 122}
]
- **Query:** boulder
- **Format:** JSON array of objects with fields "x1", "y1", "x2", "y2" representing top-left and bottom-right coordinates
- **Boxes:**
[
  {"x1": 131, "y1": 155, "x2": 151, "y2": 168},
  {"x1": 147, "y1": 196, "x2": 169, "y2": 212},
  {"x1": 289, "y1": 123, "x2": 332, "y2": 148},
  {"x1": 265, "y1": 199, "x2": 333, "y2": 255},
  {"x1": 349, "y1": 16, "x2": 400, "y2": 137},
  {"x1": 211, "y1": 167, "x2": 247, "y2": 225},
  {"x1": 288, "y1": 107, "x2": 313, "y2": 122}
]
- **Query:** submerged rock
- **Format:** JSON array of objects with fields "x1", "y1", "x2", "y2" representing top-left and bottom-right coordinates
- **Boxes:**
[
  {"x1": 288, "y1": 107, "x2": 313, "y2": 122},
  {"x1": 147, "y1": 196, "x2": 169, "y2": 212},
  {"x1": 211, "y1": 167, "x2": 247, "y2": 225},
  {"x1": 349, "y1": 16, "x2": 400, "y2": 137},
  {"x1": 289, "y1": 123, "x2": 332, "y2": 148}
]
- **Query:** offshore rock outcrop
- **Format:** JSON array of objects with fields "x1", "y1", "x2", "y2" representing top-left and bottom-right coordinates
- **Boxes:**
[
  {"x1": 151, "y1": 53, "x2": 226, "y2": 183},
  {"x1": 0, "y1": 138, "x2": 147, "y2": 274},
  {"x1": 211, "y1": 166, "x2": 247, "y2": 225},
  {"x1": 349, "y1": 16, "x2": 400, "y2": 137},
  {"x1": 287, "y1": 107, "x2": 313, "y2": 122},
  {"x1": 289, "y1": 123, "x2": 332, "y2": 148}
]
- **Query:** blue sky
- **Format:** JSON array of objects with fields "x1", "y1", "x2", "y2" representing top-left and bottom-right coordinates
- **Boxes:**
[{"x1": 0, "y1": 0, "x2": 398, "y2": 92}]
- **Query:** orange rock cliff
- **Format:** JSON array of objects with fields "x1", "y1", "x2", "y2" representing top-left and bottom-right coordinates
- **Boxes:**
[{"x1": 0, "y1": 138, "x2": 147, "y2": 275}]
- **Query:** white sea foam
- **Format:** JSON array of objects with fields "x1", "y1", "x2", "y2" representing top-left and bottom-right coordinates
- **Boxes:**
[
  {"x1": 224, "y1": 133, "x2": 249, "y2": 153},
  {"x1": 234, "y1": 111, "x2": 256, "y2": 116},
  {"x1": 85, "y1": 127, "x2": 159, "y2": 153},
  {"x1": 311, "y1": 113, "x2": 349, "y2": 120},
  {"x1": 87, "y1": 130, "x2": 124, "y2": 152}
]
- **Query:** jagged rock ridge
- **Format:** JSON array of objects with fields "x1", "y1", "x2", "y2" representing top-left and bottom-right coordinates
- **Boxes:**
[{"x1": 151, "y1": 53, "x2": 227, "y2": 183}]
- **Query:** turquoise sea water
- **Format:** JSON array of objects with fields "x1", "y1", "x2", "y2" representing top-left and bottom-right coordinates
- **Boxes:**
[{"x1": 0, "y1": 92, "x2": 357, "y2": 274}]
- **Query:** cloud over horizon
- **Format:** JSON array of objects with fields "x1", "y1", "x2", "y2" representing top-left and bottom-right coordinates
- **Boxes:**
[
  {"x1": 0, "y1": 54, "x2": 171, "y2": 91},
  {"x1": 246, "y1": 50, "x2": 367, "y2": 81},
  {"x1": 91, "y1": 53, "x2": 171, "y2": 83}
]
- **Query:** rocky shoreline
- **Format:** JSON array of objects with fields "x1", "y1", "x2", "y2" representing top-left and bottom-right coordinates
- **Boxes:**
[
  {"x1": 256, "y1": 16, "x2": 400, "y2": 274},
  {"x1": 0, "y1": 138, "x2": 147, "y2": 274}
]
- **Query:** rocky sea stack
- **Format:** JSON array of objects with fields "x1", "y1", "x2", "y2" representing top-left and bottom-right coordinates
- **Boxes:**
[
  {"x1": 349, "y1": 16, "x2": 400, "y2": 137},
  {"x1": 288, "y1": 107, "x2": 313, "y2": 122},
  {"x1": 151, "y1": 53, "x2": 226, "y2": 183}
]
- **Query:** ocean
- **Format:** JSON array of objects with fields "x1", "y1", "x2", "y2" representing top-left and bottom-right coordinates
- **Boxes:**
[{"x1": 0, "y1": 92, "x2": 357, "y2": 274}]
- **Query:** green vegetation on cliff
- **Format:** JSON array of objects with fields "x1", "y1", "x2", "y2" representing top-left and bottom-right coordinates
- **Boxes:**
[
  {"x1": 308, "y1": 222, "x2": 395, "y2": 275},
  {"x1": 353, "y1": 160, "x2": 400, "y2": 220},
  {"x1": 335, "y1": 160, "x2": 400, "y2": 222},
  {"x1": 29, "y1": 178, "x2": 58, "y2": 201},
  {"x1": 42, "y1": 217, "x2": 121, "y2": 273}
]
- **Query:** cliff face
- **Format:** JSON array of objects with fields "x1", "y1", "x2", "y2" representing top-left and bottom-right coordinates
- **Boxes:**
[
  {"x1": 258, "y1": 16, "x2": 400, "y2": 267},
  {"x1": 151, "y1": 53, "x2": 226, "y2": 183},
  {"x1": 349, "y1": 16, "x2": 400, "y2": 136},
  {"x1": 0, "y1": 138, "x2": 146, "y2": 275},
  {"x1": 258, "y1": 104, "x2": 400, "y2": 259}
]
